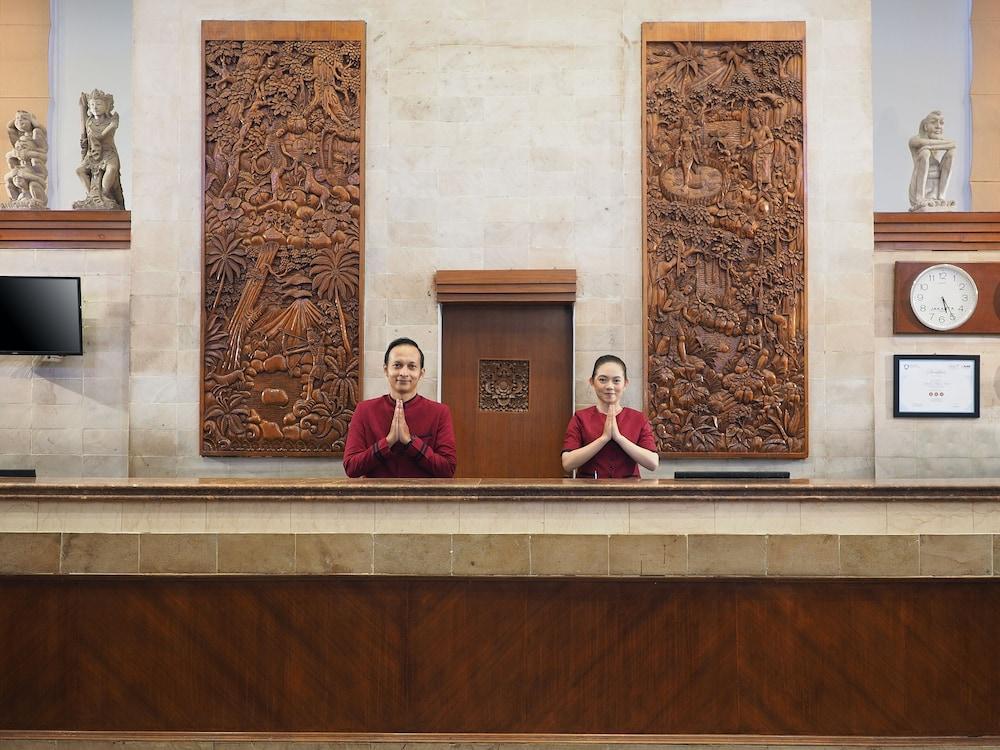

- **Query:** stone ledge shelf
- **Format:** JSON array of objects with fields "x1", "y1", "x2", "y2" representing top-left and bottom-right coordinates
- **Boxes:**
[{"x1": 1, "y1": 477, "x2": 1000, "y2": 503}]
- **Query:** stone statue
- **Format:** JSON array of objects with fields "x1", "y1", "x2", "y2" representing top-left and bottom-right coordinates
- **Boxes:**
[
  {"x1": 3, "y1": 110, "x2": 48, "y2": 209},
  {"x1": 908, "y1": 110, "x2": 956, "y2": 212},
  {"x1": 73, "y1": 89, "x2": 125, "y2": 210}
]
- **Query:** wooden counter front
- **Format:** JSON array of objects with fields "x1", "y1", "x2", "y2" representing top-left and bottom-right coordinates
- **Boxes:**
[{"x1": 1, "y1": 575, "x2": 999, "y2": 738}]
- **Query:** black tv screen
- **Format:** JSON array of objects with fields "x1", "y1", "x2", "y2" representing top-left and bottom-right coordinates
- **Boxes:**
[{"x1": 0, "y1": 276, "x2": 83, "y2": 355}]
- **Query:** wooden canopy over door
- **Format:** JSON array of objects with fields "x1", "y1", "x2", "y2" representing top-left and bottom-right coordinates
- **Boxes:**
[{"x1": 436, "y1": 270, "x2": 576, "y2": 478}]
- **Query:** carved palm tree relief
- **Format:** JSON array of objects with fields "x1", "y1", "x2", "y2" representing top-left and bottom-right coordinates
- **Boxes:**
[
  {"x1": 201, "y1": 22, "x2": 365, "y2": 456},
  {"x1": 642, "y1": 24, "x2": 806, "y2": 458}
]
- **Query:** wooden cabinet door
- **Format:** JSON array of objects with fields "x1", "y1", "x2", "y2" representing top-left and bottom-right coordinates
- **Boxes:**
[{"x1": 441, "y1": 303, "x2": 573, "y2": 478}]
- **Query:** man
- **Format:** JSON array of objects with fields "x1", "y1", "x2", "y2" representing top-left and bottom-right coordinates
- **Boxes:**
[{"x1": 343, "y1": 337, "x2": 457, "y2": 477}]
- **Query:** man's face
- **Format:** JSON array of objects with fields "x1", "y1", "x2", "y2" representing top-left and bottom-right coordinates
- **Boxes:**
[
  {"x1": 384, "y1": 344, "x2": 424, "y2": 399},
  {"x1": 14, "y1": 113, "x2": 30, "y2": 131}
]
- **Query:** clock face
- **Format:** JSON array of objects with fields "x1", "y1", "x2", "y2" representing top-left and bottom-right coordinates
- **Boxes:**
[{"x1": 909, "y1": 264, "x2": 978, "y2": 331}]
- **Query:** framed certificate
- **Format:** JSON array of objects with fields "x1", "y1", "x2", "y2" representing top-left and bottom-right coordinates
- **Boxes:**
[{"x1": 893, "y1": 354, "x2": 980, "y2": 418}]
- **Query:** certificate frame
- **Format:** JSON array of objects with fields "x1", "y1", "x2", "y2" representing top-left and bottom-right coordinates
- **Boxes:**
[{"x1": 893, "y1": 354, "x2": 980, "y2": 418}]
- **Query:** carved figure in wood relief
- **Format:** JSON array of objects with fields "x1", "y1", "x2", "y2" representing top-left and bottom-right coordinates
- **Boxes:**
[
  {"x1": 3, "y1": 110, "x2": 47, "y2": 209},
  {"x1": 73, "y1": 90, "x2": 124, "y2": 210},
  {"x1": 740, "y1": 111, "x2": 775, "y2": 189},
  {"x1": 644, "y1": 38, "x2": 806, "y2": 457},
  {"x1": 908, "y1": 110, "x2": 956, "y2": 212},
  {"x1": 202, "y1": 36, "x2": 363, "y2": 456}
]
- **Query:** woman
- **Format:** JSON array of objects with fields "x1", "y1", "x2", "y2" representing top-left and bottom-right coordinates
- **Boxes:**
[{"x1": 561, "y1": 355, "x2": 658, "y2": 478}]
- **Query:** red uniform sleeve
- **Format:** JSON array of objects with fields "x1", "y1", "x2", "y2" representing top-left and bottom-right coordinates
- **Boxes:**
[
  {"x1": 562, "y1": 411, "x2": 584, "y2": 453},
  {"x1": 405, "y1": 403, "x2": 457, "y2": 477},
  {"x1": 636, "y1": 413, "x2": 658, "y2": 452},
  {"x1": 343, "y1": 401, "x2": 389, "y2": 478}
]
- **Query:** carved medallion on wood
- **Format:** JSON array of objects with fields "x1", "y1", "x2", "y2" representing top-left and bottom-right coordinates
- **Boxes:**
[
  {"x1": 642, "y1": 23, "x2": 807, "y2": 458},
  {"x1": 478, "y1": 359, "x2": 530, "y2": 412},
  {"x1": 201, "y1": 21, "x2": 365, "y2": 457}
]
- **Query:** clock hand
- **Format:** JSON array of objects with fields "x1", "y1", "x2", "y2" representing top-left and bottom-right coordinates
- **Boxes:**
[{"x1": 941, "y1": 296, "x2": 951, "y2": 315}]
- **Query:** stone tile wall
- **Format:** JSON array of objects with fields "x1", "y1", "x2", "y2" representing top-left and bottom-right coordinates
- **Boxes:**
[
  {"x1": 0, "y1": 251, "x2": 131, "y2": 477},
  {"x1": 873, "y1": 1, "x2": 1000, "y2": 479},
  {"x1": 127, "y1": 0, "x2": 875, "y2": 480},
  {"x1": 4, "y1": 493, "x2": 1000, "y2": 576},
  {"x1": 2, "y1": 531, "x2": 997, "y2": 577},
  {"x1": 972, "y1": 0, "x2": 1000, "y2": 208},
  {"x1": 873, "y1": 252, "x2": 1000, "y2": 480}
]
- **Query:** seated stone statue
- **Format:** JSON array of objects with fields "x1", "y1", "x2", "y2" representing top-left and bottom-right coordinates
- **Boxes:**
[
  {"x1": 3, "y1": 110, "x2": 48, "y2": 209},
  {"x1": 908, "y1": 110, "x2": 956, "y2": 212},
  {"x1": 73, "y1": 89, "x2": 125, "y2": 210}
]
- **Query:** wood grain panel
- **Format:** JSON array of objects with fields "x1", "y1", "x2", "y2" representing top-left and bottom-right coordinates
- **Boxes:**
[
  {"x1": 435, "y1": 270, "x2": 577, "y2": 303},
  {"x1": 641, "y1": 22, "x2": 808, "y2": 459},
  {"x1": 875, "y1": 212, "x2": 1000, "y2": 251},
  {"x1": 893, "y1": 261, "x2": 1000, "y2": 333},
  {"x1": 0, "y1": 210, "x2": 130, "y2": 248},
  {"x1": 200, "y1": 20, "x2": 365, "y2": 457},
  {"x1": 2, "y1": 577, "x2": 1000, "y2": 737},
  {"x1": 441, "y1": 304, "x2": 573, "y2": 477}
]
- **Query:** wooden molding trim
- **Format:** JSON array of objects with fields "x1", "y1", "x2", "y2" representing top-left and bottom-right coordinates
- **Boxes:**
[
  {"x1": 1, "y1": 732, "x2": 998, "y2": 745},
  {"x1": 2, "y1": 478, "x2": 1000, "y2": 503},
  {"x1": 0, "y1": 210, "x2": 131, "y2": 249},
  {"x1": 875, "y1": 211, "x2": 1000, "y2": 251},
  {"x1": 434, "y1": 269, "x2": 577, "y2": 303},
  {"x1": 641, "y1": 21, "x2": 806, "y2": 41}
]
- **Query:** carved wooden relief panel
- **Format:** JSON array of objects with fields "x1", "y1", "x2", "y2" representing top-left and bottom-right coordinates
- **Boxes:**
[
  {"x1": 478, "y1": 359, "x2": 530, "y2": 412},
  {"x1": 642, "y1": 22, "x2": 807, "y2": 458},
  {"x1": 201, "y1": 21, "x2": 365, "y2": 457}
]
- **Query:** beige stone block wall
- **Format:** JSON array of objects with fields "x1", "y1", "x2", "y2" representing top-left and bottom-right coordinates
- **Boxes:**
[
  {"x1": 874, "y1": 1, "x2": 1000, "y2": 477},
  {"x1": 0, "y1": 0, "x2": 48, "y2": 202},
  {"x1": 129, "y1": 0, "x2": 875, "y2": 479},
  {"x1": 0, "y1": 253, "x2": 131, "y2": 477},
  {"x1": 873, "y1": 250, "x2": 1000, "y2": 479},
  {"x1": 972, "y1": 0, "x2": 1000, "y2": 207}
]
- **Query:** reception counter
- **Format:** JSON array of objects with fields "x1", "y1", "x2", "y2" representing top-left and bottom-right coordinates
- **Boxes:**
[{"x1": 1, "y1": 479, "x2": 999, "y2": 741}]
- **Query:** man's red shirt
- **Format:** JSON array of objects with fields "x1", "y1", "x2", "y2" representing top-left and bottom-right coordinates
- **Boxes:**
[{"x1": 344, "y1": 394, "x2": 457, "y2": 478}]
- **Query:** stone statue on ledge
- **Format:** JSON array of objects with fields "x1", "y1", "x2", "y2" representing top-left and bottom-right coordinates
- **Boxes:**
[
  {"x1": 908, "y1": 110, "x2": 956, "y2": 212},
  {"x1": 73, "y1": 89, "x2": 125, "y2": 210},
  {"x1": 3, "y1": 110, "x2": 48, "y2": 209}
]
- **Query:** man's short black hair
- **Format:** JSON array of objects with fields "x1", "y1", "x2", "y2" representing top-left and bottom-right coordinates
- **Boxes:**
[{"x1": 384, "y1": 337, "x2": 425, "y2": 368}]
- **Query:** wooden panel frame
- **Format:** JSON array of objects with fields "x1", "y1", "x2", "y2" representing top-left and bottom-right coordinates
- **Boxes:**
[
  {"x1": 641, "y1": 21, "x2": 808, "y2": 460},
  {"x1": 893, "y1": 260, "x2": 1000, "y2": 333},
  {"x1": 876, "y1": 211, "x2": 1000, "y2": 251},
  {"x1": 434, "y1": 269, "x2": 577, "y2": 303},
  {"x1": 0, "y1": 210, "x2": 130, "y2": 249},
  {"x1": 200, "y1": 20, "x2": 365, "y2": 458}
]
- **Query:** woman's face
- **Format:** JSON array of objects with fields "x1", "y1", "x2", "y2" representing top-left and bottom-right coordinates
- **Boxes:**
[{"x1": 590, "y1": 362, "x2": 627, "y2": 407}]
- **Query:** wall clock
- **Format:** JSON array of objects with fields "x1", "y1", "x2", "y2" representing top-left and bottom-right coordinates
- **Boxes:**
[
  {"x1": 908, "y1": 263, "x2": 978, "y2": 331},
  {"x1": 894, "y1": 261, "x2": 1000, "y2": 334}
]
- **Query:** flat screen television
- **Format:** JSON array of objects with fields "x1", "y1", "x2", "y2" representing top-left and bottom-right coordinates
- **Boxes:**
[{"x1": 0, "y1": 276, "x2": 83, "y2": 355}]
